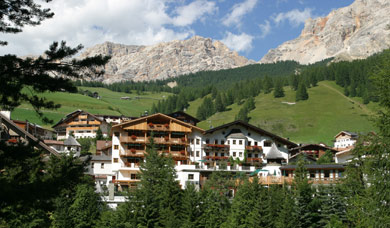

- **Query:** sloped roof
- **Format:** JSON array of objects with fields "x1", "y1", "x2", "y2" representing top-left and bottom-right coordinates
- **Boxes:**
[
  {"x1": 52, "y1": 110, "x2": 106, "y2": 129},
  {"x1": 334, "y1": 131, "x2": 358, "y2": 139},
  {"x1": 96, "y1": 140, "x2": 112, "y2": 151},
  {"x1": 91, "y1": 153, "x2": 111, "y2": 161},
  {"x1": 112, "y1": 113, "x2": 205, "y2": 132},
  {"x1": 168, "y1": 111, "x2": 200, "y2": 124},
  {"x1": 0, "y1": 113, "x2": 59, "y2": 156},
  {"x1": 290, "y1": 144, "x2": 338, "y2": 153},
  {"x1": 64, "y1": 136, "x2": 81, "y2": 147},
  {"x1": 205, "y1": 120, "x2": 297, "y2": 147},
  {"x1": 266, "y1": 143, "x2": 285, "y2": 159}
]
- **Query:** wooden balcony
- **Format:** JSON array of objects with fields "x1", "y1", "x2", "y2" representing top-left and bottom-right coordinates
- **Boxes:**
[
  {"x1": 247, "y1": 157, "x2": 263, "y2": 163},
  {"x1": 147, "y1": 124, "x2": 170, "y2": 131},
  {"x1": 250, "y1": 176, "x2": 342, "y2": 186},
  {"x1": 120, "y1": 136, "x2": 146, "y2": 143},
  {"x1": 120, "y1": 149, "x2": 145, "y2": 157},
  {"x1": 204, "y1": 144, "x2": 230, "y2": 151},
  {"x1": 204, "y1": 155, "x2": 229, "y2": 160},
  {"x1": 246, "y1": 146, "x2": 263, "y2": 152}
]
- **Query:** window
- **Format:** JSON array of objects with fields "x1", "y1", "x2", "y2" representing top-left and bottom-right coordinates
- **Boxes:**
[
  {"x1": 101, "y1": 163, "x2": 104, "y2": 169},
  {"x1": 239, "y1": 140, "x2": 242, "y2": 145},
  {"x1": 114, "y1": 132, "x2": 120, "y2": 137},
  {"x1": 254, "y1": 154, "x2": 258, "y2": 158},
  {"x1": 190, "y1": 138, "x2": 194, "y2": 144},
  {"x1": 214, "y1": 139, "x2": 218, "y2": 144},
  {"x1": 196, "y1": 151, "x2": 200, "y2": 157},
  {"x1": 206, "y1": 139, "x2": 210, "y2": 144},
  {"x1": 324, "y1": 170, "x2": 330, "y2": 178},
  {"x1": 239, "y1": 152, "x2": 243, "y2": 157},
  {"x1": 277, "y1": 143, "x2": 281, "y2": 147},
  {"x1": 196, "y1": 139, "x2": 200, "y2": 145},
  {"x1": 233, "y1": 152, "x2": 236, "y2": 157},
  {"x1": 233, "y1": 140, "x2": 236, "y2": 145},
  {"x1": 188, "y1": 174, "x2": 194, "y2": 180},
  {"x1": 248, "y1": 132, "x2": 251, "y2": 136},
  {"x1": 227, "y1": 140, "x2": 230, "y2": 145},
  {"x1": 190, "y1": 151, "x2": 194, "y2": 156},
  {"x1": 114, "y1": 145, "x2": 119, "y2": 150},
  {"x1": 254, "y1": 141, "x2": 258, "y2": 146},
  {"x1": 113, "y1": 158, "x2": 118, "y2": 163},
  {"x1": 248, "y1": 153, "x2": 252, "y2": 158},
  {"x1": 91, "y1": 162, "x2": 94, "y2": 168},
  {"x1": 131, "y1": 174, "x2": 137, "y2": 179},
  {"x1": 206, "y1": 152, "x2": 209, "y2": 156},
  {"x1": 221, "y1": 140, "x2": 225, "y2": 145},
  {"x1": 248, "y1": 141, "x2": 251, "y2": 146},
  {"x1": 221, "y1": 153, "x2": 225, "y2": 157},
  {"x1": 264, "y1": 141, "x2": 272, "y2": 147}
]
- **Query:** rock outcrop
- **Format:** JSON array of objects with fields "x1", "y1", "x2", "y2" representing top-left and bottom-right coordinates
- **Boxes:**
[
  {"x1": 80, "y1": 36, "x2": 253, "y2": 83},
  {"x1": 260, "y1": 0, "x2": 390, "y2": 64}
]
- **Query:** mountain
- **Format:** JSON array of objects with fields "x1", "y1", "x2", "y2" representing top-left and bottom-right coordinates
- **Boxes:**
[
  {"x1": 260, "y1": 0, "x2": 390, "y2": 64},
  {"x1": 80, "y1": 36, "x2": 253, "y2": 83}
]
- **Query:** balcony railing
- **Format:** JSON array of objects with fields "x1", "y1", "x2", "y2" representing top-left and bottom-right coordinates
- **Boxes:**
[
  {"x1": 204, "y1": 144, "x2": 230, "y2": 151},
  {"x1": 203, "y1": 155, "x2": 229, "y2": 160},
  {"x1": 253, "y1": 176, "x2": 342, "y2": 185},
  {"x1": 147, "y1": 124, "x2": 170, "y2": 131},
  {"x1": 120, "y1": 149, "x2": 145, "y2": 157},
  {"x1": 120, "y1": 136, "x2": 146, "y2": 143},
  {"x1": 246, "y1": 146, "x2": 263, "y2": 151},
  {"x1": 247, "y1": 157, "x2": 263, "y2": 163},
  {"x1": 120, "y1": 136, "x2": 187, "y2": 144}
]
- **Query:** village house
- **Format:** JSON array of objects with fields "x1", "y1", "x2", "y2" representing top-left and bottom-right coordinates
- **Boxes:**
[
  {"x1": 44, "y1": 136, "x2": 81, "y2": 156},
  {"x1": 52, "y1": 110, "x2": 110, "y2": 139},
  {"x1": 333, "y1": 131, "x2": 358, "y2": 149}
]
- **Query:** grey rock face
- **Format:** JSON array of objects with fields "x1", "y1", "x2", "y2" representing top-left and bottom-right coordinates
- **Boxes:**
[
  {"x1": 260, "y1": 0, "x2": 390, "y2": 64},
  {"x1": 80, "y1": 36, "x2": 253, "y2": 83}
]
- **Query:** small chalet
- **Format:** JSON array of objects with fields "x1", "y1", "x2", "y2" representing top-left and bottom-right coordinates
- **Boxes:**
[
  {"x1": 12, "y1": 120, "x2": 55, "y2": 140},
  {"x1": 52, "y1": 110, "x2": 110, "y2": 139},
  {"x1": 280, "y1": 164, "x2": 345, "y2": 184},
  {"x1": 334, "y1": 131, "x2": 358, "y2": 149},
  {"x1": 168, "y1": 111, "x2": 200, "y2": 126},
  {"x1": 44, "y1": 136, "x2": 81, "y2": 156},
  {"x1": 289, "y1": 144, "x2": 338, "y2": 160}
]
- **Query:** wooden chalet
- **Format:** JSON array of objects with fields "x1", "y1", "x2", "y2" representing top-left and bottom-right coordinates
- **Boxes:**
[
  {"x1": 111, "y1": 113, "x2": 205, "y2": 188},
  {"x1": 52, "y1": 110, "x2": 110, "y2": 139},
  {"x1": 289, "y1": 144, "x2": 338, "y2": 160}
]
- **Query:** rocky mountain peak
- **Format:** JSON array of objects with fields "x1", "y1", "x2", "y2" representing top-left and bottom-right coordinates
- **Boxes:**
[
  {"x1": 80, "y1": 36, "x2": 253, "y2": 83},
  {"x1": 260, "y1": 0, "x2": 390, "y2": 64}
]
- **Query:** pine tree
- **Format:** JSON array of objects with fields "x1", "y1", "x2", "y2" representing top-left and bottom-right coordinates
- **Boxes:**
[
  {"x1": 296, "y1": 82, "x2": 309, "y2": 101},
  {"x1": 96, "y1": 128, "x2": 104, "y2": 140},
  {"x1": 180, "y1": 184, "x2": 201, "y2": 228},
  {"x1": 276, "y1": 187, "x2": 298, "y2": 228},
  {"x1": 273, "y1": 79, "x2": 285, "y2": 98},
  {"x1": 235, "y1": 107, "x2": 249, "y2": 122},
  {"x1": 290, "y1": 74, "x2": 300, "y2": 91},
  {"x1": 118, "y1": 137, "x2": 182, "y2": 227},
  {"x1": 263, "y1": 75, "x2": 273, "y2": 94},
  {"x1": 215, "y1": 93, "x2": 225, "y2": 112}
]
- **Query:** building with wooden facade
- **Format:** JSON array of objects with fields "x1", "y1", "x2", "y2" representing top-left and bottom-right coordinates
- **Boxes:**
[{"x1": 52, "y1": 110, "x2": 110, "y2": 139}]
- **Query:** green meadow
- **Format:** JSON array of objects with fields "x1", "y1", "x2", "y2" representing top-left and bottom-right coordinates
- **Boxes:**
[{"x1": 12, "y1": 81, "x2": 377, "y2": 145}]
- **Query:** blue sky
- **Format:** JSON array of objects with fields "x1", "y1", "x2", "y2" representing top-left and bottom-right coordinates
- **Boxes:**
[{"x1": 1, "y1": 0, "x2": 354, "y2": 61}]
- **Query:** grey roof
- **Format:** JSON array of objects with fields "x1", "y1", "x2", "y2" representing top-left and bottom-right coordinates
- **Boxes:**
[
  {"x1": 91, "y1": 153, "x2": 111, "y2": 161},
  {"x1": 226, "y1": 132, "x2": 246, "y2": 139},
  {"x1": 64, "y1": 136, "x2": 81, "y2": 147},
  {"x1": 266, "y1": 143, "x2": 284, "y2": 159}
]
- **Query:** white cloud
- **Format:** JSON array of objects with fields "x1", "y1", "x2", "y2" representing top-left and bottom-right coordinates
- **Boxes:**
[
  {"x1": 221, "y1": 32, "x2": 253, "y2": 53},
  {"x1": 0, "y1": 0, "x2": 215, "y2": 56},
  {"x1": 273, "y1": 8, "x2": 313, "y2": 27},
  {"x1": 223, "y1": 0, "x2": 258, "y2": 27},
  {"x1": 259, "y1": 20, "x2": 271, "y2": 38},
  {"x1": 172, "y1": 0, "x2": 217, "y2": 26}
]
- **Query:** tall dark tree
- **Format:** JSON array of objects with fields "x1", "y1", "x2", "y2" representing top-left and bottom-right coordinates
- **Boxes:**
[
  {"x1": 214, "y1": 93, "x2": 226, "y2": 112},
  {"x1": 273, "y1": 79, "x2": 285, "y2": 98},
  {"x1": 296, "y1": 82, "x2": 309, "y2": 101},
  {"x1": 263, "y1": 75, "x2": 273, "y2": 94}
]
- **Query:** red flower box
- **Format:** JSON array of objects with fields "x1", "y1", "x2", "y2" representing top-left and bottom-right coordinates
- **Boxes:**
[
  {"x1": 130, "y1": 149, "x2": 136, "y2": 153},
  {"x1": 164, "y1": 123, "x2": 169, "y2": 128},
  {"x1": 181, "y1": 137, "x2": 186, "y2": 142},
  {"x1": 148, "y1": 123, "x2": 154, "y2": 127},
  {"x1": 164, "y1": 136, "x2": 169, "y2": 141},
  {"x1": 180, "y1": 150, "x2": 185, "y2": 155},
  {"x1": 131, "y1": 135, "x2": 137, "y2": 140}
]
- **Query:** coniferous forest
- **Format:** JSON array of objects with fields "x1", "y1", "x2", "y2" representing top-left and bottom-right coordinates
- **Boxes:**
[{"x1": 1, "y1": 1, "x2": 390, "y2": 227}]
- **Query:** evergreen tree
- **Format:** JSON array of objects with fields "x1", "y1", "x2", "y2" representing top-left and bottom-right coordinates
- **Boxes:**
[
  {"x1": 244, "y1": 97, "x2": 256, "y2": 111},
  {"x1": 273, "y1": 79, "x2": 285, "y2": 98},
  {"x1": 276, "y1": 187, "x2": 298, "y2": 228},
  {"x1": 215, "y1": 93, "x2": 226, "y2": 112},
  {"x1": 290, "y1": 74, "x2": 300, "y2": 91},
  {"x1": 117, "y1": 137, "x2": 182, "y2": 227},
  {"x1": 296, "y1": 82, "x2": 309, "y2": 101},
  {"x1": 180, "y1": 184, "x2": 201, "y2": 228},
  {"x1": 235, "y1": 107, "x2": 250, "y2": 122},
  {"x1": 263, "y1": 75, "x2": 273, "y2": 94},
  {"x1": 96, "y1": 128, "x2": 104, "y2": 140}
]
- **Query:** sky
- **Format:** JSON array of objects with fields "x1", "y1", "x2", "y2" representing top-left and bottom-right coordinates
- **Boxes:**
[{"x1": 1, "y1": 0, "x2": 354, "y2": 61}]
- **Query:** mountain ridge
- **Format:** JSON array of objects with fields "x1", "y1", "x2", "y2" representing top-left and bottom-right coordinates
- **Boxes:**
[
  {"x1": 260, "y1": 0, "x2": 390, "y2": 64},
  {"x1": 80, "y1": 36, "x2": 254, "y2": 83}
]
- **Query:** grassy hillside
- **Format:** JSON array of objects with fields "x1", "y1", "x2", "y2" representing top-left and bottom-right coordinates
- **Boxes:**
[
  {"x1": 12, "y1": 81, "x2": 377, "y2": 145},
  {"x1": 194, "y1": 81, "x2": 377, "y2": 145},
  {"x1": 12, "y1": 88, "x2": 172, "y2": 128}
]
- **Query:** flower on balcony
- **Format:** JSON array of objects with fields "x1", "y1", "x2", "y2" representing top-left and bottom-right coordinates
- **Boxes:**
[
  {"x1": 148, "y1": 122, "x2": 154, "y2": 127},
  {"x1": 164, "y1": 123, "x2": 169, "y2": 128},
  {"x1": 181, "y1": 137, "x2": 186, "y2": 142},
  {"x1": 131, "y1": 135, "x2": 137, "y2": 140},
  {"x1": 180, "y1": 150, "x2": 185, "y2": 155},
  {"x1": 130, "y1": 149, "x2": 136, "y2": 153},
  {"x1": 164, "y1": 136, "x2": 169, "y2": 141}
]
